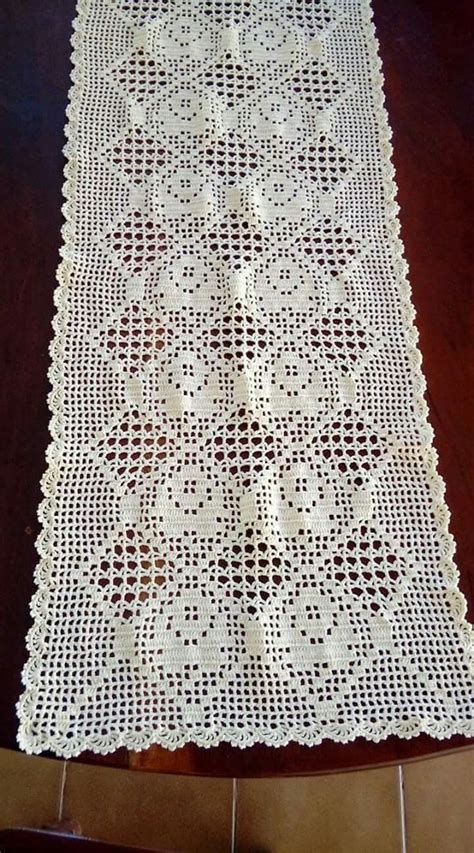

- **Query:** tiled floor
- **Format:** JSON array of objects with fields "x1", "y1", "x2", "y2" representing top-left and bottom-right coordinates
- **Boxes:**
[
  {"x1": 0, "y1": 747, "x2": 472, "y2": 852},
  {"x1": 237, "y1": 766, "x2": 401, "y2": 853}
]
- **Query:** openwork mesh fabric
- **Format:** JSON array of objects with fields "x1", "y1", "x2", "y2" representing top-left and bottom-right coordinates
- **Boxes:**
[{"x1": 18, "y1": 0, "x2": 473, "y2": 757}]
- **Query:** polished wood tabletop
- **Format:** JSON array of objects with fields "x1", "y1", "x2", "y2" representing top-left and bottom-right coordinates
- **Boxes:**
[{"x1": 0, "y1": 0, "x2": 472, "y2": 775}]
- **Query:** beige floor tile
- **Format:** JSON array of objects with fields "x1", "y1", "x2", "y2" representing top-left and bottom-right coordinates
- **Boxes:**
[
  {"x1": 237, "y1": 766, "x2": 400, "y2": 853},
  {"x1": 404, "y1": 749, "x2": 474, "y2": 853},
  {"x1": 0, "y1": 747, "x2": 63, "y2": 829},
  {"x1": 63, "y1": 761, "x2": 233, "y2": 852}
]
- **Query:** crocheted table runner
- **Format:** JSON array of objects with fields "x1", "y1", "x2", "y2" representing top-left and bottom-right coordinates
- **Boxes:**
[{"x1": 18, "y1": 0, "x2": 473, "y2": 757}]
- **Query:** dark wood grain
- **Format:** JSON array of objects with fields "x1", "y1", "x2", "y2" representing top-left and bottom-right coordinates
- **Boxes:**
[{"x1": 0, "y1": 0, "x2": 472, "y2": 775}]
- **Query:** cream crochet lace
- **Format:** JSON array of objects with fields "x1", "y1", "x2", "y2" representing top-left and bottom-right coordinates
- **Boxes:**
[{"x1": 18, "y1": 0, "x2": 473, "y2": 757}]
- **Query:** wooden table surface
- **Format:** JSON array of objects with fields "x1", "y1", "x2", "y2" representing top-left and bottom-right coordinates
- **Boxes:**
[{"x1": 0, "y1": 0, "x2": 472, "y2": 776}]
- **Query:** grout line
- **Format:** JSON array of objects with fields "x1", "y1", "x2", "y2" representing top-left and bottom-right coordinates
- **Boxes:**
[
  {"x1": 398, "y1": 764, "x2": 408, "y2": 853},
  {"x1": 231, "y1": 777, "x2": 239, "y2": 853},
  {"x1": 57, "y1": 760, "x2": 68, "y2": 822}
]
